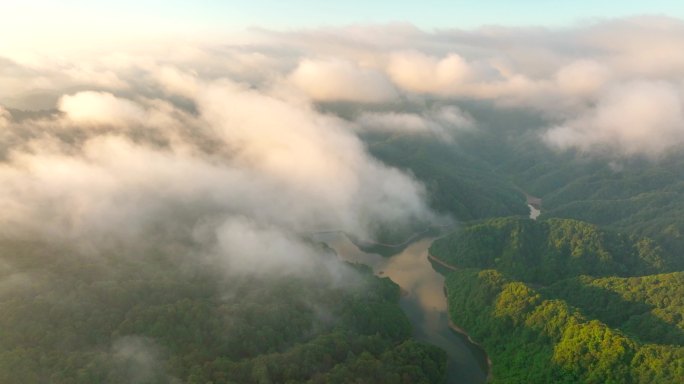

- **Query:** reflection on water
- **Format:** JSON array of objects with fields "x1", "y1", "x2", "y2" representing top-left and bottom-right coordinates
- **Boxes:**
[
  {"x1": 528, "y1": 204, "x2": 541, "y2": 220},
  {"x1": 315, "y1": 232, "x2": 488, "y2": 384}
]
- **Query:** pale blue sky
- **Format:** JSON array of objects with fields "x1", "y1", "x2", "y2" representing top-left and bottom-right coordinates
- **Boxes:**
[
  {"x1": 8, "y1": 1, "x2": 684, "y2": 30},
  {"x1": 171, "y1": 0, "x2": 684, "y2": 29},
  {"x1": 3, "y1": 0, "x2": 684, "y2": 52}
]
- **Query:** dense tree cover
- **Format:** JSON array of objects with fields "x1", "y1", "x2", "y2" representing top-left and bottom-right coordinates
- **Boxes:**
[
  {"x1": 354, "y1": 102, "x2": 684, "y2": 266},
  {"x1": 5, "y1": 99, "x2": 683, "y2": 383},
  {"x1": 445, "y1": 269, "x2": 684, "y2": 383},
  {"x1": 345, "y1": 101, "x2": 684, "y2": 382},
  {"x1": 439, "y1": 103, "x2": 684, "y2": 265},
  {"x1": 341, "y1": 101, "x2": 684, "y2": 383},
  {"x1": 0, "y1": 239, "x2": 446, "y2": 383},
  {"x1": 346, "y1": 101, "x2": 684, "y2": 269},
  {"x1": 362, "y1": 132, "x2": 529, "y2": 221},
  {"x1": 500, "y1": 152, "x2": 684, "y2": 263},
  {"x1": 544, "y1": 273, "x2": 684, "y2": 346},
  {"x1": 320, "y1": 101, "x2": 530, "y2": 222},
  {"x1": 431, "y1": 214, "x2": 683, "y2": 382},
  {"x1": 351, "y1": 101, "x2": 684, "y2": 266},
  {"x1": 430, "y1": 217, "x2": 673, "y2": 284}
]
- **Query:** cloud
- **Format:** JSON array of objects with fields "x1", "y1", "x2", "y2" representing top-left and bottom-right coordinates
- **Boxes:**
[
  {"x1": 554, "y1": 59, "x2": 611, "y2": 97},
  {"x1": 0, "y1": 259, "x2": 32, "y2": 298},
  {"x1": 152, "y1": 66, "x2": 200, "y2": 98},
  {"x1": 2, "y1": 16, "x2": 684, "y2": 280},
  {"x1": 58, "y1": 92, "x2": 146, "y2": 127},
  {"x1": 0, "y1": 72, "x2": 436, "y2": 277},
  {"x1": 288, "y1": 58, "x2": 397, "y2": 102},
  {"x1": 214, "y1": 217, "x2": 347, "y2": 278},
  {"x1": 112, "y1": 336, "x2": 179, "y2": 384},
  {"x1": 544, "y1": 81, "x2": 684, "y2": 157},
  {"x1": 0, "y1": 106, "x2": 9, "y2": 128},
  {"x1": 196, "y1": 80, "x2": 433, "y2": 232},
  {"x1": 433, "y1": 106, "x2": 475, "y2": 129},
  {"x1": 578, "y1": 16, "x2": 684, "y2": 77},
  {"x1": 387, "y1": 51, "x2": 472, "y2": 94},
  {"x1": 357, "y1": 111, "x2": 429, "y2": 133},
  {"x1": 355, "y1": 106, "x2": 474, "y2": 139}
]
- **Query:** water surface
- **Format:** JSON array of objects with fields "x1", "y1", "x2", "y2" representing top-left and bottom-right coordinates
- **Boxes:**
[
  {"x1": 316, "y1": 232, "x2": 488, "y2": 384},
  {"x1": 528, "y1": 204, "x2": 541, "y2": 220}
]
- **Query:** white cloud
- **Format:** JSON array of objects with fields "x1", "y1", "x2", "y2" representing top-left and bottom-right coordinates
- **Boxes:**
[
  {"x1": 3, "y1": 16, "x2": 684, "y2": 280},
  {"x1": 555, "y1": 59, "x2": 610, "y2": 97},
  {"x1": 387, "y1": 51, "x2": 472, "y2": 94},
  {"x1": 0, "y1": 74, "x2": 436, "y2": 276},
  {"x1": 58, "y1": 92, "x2": 146, "y2": 127},
  {"x1": 579, "y1": 16, "x2": 684, "y2": 78},
  {"x1": 357, "y1": 112, "x2": 429, "y2": 133},
  {"x1": 356, "y1": 106, "x2": 474, "y2": 139},
  {"x1": 0, "y1": 106, "x2": 9, "y2": 128},
  {"x1": 432, "y1": 106, "x2": 475, "y2": 129},
  {"x1": 112, "y1": 336, "x2": 177, "y2": 384},
  {"x1": 152, "y1": 66, "x2": 200, "y2": 98},
  {"x1": 544, "y1": 81, "x2": 684, "y2": 157},
  {"x1": 288, "y1": 58, "x2": 397, "y2": 102},
  {"x1": 215, "y1": 217, "x2": 327, "y2": 277}
]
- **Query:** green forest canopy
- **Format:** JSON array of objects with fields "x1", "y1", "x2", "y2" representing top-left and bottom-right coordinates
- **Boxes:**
[{"x1": 0, "y1": 239, "x2": 446, "y2": 383}]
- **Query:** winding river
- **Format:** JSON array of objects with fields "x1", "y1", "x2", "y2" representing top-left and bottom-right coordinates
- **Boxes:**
[{"x1": 314, "y1": 232, "x2": 489, "y2": 384}]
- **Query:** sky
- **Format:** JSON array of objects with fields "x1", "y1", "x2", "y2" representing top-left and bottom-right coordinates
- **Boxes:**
[
  {"x1": 3, "y1": 1, "x2": 683, "y2": 53},
  {"x1": 155, "y1": 0, "x2": 684, "y2": 28},
  {"x1": 5, "y1": 1, "x2": 684, "y2": 35}
]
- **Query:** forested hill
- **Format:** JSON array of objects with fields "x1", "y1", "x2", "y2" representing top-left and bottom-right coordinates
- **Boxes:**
[
  {"x1": 350, "y1": 102, "x2": 684, "y2": 383},
  {"x1": 430, "y1": 217, "x2": 684, "y2": 382},
  {"x1": 356, "y1": 103, "x2": 684, "y2": 267},
  {"x1": 362, "y1": 132, "x2": 529, "y2": 221},
  {"x1": 446, "y1": 103, "x2": 684, "y2": 263},
  {"x1": 545, "y1": 273, "x2": 684, "y2": 346},
  {"x1": 429, "y1": 217, "x2": 674, "y2": 284},
  {"x1": 445, "y1": 269, "x2": 684, "y2": 383}
]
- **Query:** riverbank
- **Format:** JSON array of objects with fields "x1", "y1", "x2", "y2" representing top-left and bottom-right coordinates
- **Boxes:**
[
  {"x1": 445, "y1": 290, "x2": 494, "y2": 382},
  {"x1": 427, "y1": 251, "x2": 493, "y2": 381},
  {"x1": 351, "y1": 224, "x2": 455, "y2": 256},
  {"x1": 428, "y1": 253, "x2": 459, "y2": 271},
  {"x1": 320, "y1": 232, "x2": 489, "y2": 384}
]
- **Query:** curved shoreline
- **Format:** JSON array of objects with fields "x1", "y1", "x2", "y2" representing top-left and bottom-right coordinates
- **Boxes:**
[
  {"x1": 428, "y1": 253, "x2": 460, "y2": 271},
  {"x1": 315, "y1": 228, "x2": 492, "y2": 383},
  {"x1": 445, "y1": 292, "x2": 494, "y2": 382},
  {"x1": 309, "y1": 224, "x2": 455, "y2": 250},
  {"x1": 429, "y1": 251, "x2": 493, "y2": 381}
]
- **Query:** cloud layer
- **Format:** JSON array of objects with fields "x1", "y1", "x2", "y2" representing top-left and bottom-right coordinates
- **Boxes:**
[
  {"x1": 260, "y1": 17, "x2": 684, "y2": 157},
  {"x1": 0, "y1": 68, "x2": 436, "y2": 278},
  {"x1": 289, "y1": 59, "x2": 397, "y2": 102},
  {"x1": 2, "y1": 15, "x2": 684, "y2": 278},
  {"x1": 544, "y1": 81, "x2": 684, "y2": 157}
]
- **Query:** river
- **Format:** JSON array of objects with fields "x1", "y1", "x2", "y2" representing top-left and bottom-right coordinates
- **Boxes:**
[
  {"x1": 314, "y1": 232, "x2": 489, "y2": 384},
  {"x1": 529, "y1": 204, "x2": 540, "y2": 220}
]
